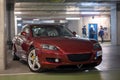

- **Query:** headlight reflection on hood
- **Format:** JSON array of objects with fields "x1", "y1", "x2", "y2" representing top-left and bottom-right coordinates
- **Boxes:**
[{"x1": 41, "y1": 44, "x2": 58, "y2": 50}]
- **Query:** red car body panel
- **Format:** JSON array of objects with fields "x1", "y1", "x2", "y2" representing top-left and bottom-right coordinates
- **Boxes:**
[{"x1": 13, "y1": 24, "x2": 102, "y2": 69}]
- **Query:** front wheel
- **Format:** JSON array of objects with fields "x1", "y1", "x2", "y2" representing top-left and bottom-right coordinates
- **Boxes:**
[{"x1": 27, "y1": 48, "x2": 43, "y2": 72}]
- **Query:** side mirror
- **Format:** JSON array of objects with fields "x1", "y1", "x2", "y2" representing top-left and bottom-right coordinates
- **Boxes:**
[{"x1": 21, "y1": 32, "x2": 27, "y2": 36}]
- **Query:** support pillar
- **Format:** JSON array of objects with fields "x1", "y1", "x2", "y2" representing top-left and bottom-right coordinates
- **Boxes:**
[
  {"x1": 111, "y1": 4, "x2": 117, "y2": 45},
  {"x1": 111, "y1": 3, "x2": 120, "y2": 45},
  {"x1": 0, "y1": 0, "x2": 6, "y2": 70},
  {"x1": 7, "y1": 2, "x2": 15, "y2": 49},
  {"x1": 116, "y1": 3, "x2": 120, "y2": 45}
]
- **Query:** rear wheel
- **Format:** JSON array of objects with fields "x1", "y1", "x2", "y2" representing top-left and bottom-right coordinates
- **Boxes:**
[
  {"x1": 12, "y1": 45, "x2": 20, "y2": 61},
  {"x1": 27, "y1": 48, "x2": 43, "y2": 72}
]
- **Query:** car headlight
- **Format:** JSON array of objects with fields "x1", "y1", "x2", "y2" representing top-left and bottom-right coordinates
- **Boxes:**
[
  {"x1": 41, "y1": 44, "x2": 58, "y2": 50},
  {"x1": 93, "y1": 43, "x2": 101, "y2": 50},
  {"x1": 96, "y1": 51, "x2": 102, "y2": 57}
]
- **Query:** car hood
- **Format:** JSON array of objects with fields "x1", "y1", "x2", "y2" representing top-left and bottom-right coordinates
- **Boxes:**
[{"x1": 34, "y1": 37, "x2": 93, "y2": 53}]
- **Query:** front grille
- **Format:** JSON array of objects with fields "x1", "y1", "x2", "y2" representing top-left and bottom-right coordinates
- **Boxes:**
[{"x1": 67, "y1": 53, "x2": 92, "y2": 62}]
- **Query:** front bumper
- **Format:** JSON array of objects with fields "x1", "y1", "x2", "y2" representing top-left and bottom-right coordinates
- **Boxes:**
[{"x1": 36, "y1": 50, "x2": 102, "y2": 69}]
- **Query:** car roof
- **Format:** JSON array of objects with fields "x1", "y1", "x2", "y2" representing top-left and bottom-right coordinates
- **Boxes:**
[{"x1": 22, "y1": 23, "x2": 65, "y2": 30}]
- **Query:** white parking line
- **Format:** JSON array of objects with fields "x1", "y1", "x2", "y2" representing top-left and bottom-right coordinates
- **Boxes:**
[{"x1": 0, "y1": 72, "x2": 36, "y2": 76}]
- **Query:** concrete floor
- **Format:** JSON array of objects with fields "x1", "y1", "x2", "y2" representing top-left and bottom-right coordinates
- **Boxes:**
[{"x1": 0, "y1": 42, "x2": 120, "y2": 80}]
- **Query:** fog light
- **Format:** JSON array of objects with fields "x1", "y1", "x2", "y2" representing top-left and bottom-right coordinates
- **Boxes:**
[
  {"x1": 94, "y1": 57, "x2": 97, "y2": 60},
  {"x1": 46, "y1": 58, "x2": 60, "y2": 63},
  {"x1": 55, "y1": 58, "x2": 59, "y2": 63}
]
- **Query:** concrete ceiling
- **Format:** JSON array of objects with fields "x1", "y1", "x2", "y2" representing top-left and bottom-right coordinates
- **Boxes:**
[
  {"x1": 13, "y1": 0, "x2": 120, "y2": 3},
  {"x1": 13, "y1": 0, "x2": 119, "y2": 20}
]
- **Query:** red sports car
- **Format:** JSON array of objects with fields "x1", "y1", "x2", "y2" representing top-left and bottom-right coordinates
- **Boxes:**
[{"x1": 12, "y1": 24, "x2": 102, "y2": 72}]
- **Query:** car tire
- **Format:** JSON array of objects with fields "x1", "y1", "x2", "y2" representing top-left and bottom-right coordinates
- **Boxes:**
[
  {"x1": 12, "y1": 45, "x2": 20, "y2": 61},
  {"x1": 90, "y1": 63, "x2": 98, "y2": 68},
  {"x1": 84, "y1": 63, "x2": 98, "y2": 70},
  {"x1": 27, "y1": 48, "x2": 44, "y2": 72}
]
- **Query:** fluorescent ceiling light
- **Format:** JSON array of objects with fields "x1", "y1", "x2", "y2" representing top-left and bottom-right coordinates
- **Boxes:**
[
  {"x1": 81, "y1": 12, "x2": 100, "y2": 15},
  {"x1": 80, "y1": 2, "x2": 99, "y2": 6},
  {"x1": 66, "y1": 17, "x2": 80, "y2": 20},
  {"x1": 66, "y1": 12, "x2": 80, "y2": 14},
  {"x1": 23, "y1": 20, "x2": 33, "y2": 24},
  {"x1": 17, "y1": 23, "x2": 22, "y2": 26},
  {"x1": 14, "y1": 12, "x2": 22, "y2": 14},
  {"x1": 16, "y1": 17, "x2": 22, "y2": 20},
  {"x1": 41, "y1": 20, "x2": 55, "y2": 23},
  {"x1": 60, "y1": 20, "x2": 68, "y2": 23},
  {"x1": 33, "y1": 18, "x2": 39, "y2": 21}
]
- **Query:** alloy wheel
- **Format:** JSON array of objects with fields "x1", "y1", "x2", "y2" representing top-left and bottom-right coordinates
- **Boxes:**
[{"x1": 28, "y1": 49, "x2": 41, "y2": 72}]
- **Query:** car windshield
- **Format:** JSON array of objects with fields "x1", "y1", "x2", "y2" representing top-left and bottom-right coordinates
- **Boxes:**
[{"x1": 32, "y1": 25, "x2": 74, "y2": 37}]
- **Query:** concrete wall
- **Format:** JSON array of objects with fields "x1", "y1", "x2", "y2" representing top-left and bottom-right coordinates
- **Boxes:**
[
  {"x1": 67, "y1": 20, "x2": 82, "y2": 36},
  {"x1": 68, "y1": 15, "x2": 111, "y2": 41},
  {"x1": 82, "y1": 16, "x2": 110, "y2": 41},
  {"x1": 0, "y1": 0, "x2": 6, "y2": 70},
  {"x1": 117, "y1": 11, "x2": 120, "y2": 45}
]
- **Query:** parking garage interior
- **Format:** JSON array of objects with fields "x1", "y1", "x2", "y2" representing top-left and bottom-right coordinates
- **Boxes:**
[{"x1": 0, "y1": 0, "x2": 120, "y2": 80}]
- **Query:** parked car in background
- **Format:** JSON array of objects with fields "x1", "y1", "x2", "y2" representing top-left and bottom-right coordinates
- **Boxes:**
[{"x1": 12, "y1": 24, "x2": 102, "y2": 72}]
